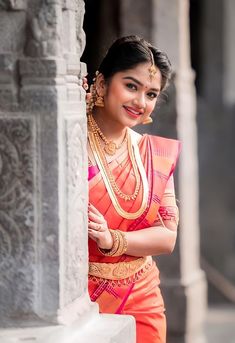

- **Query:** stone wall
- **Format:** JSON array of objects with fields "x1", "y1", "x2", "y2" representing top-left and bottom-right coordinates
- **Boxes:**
[{"x1": 0, "y1": 1, "x2": 135, "y2": 341}]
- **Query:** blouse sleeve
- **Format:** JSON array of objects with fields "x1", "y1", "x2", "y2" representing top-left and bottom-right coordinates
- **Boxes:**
[{"x1": 155, "y1": 174, "x2": 179, "y2": 226}]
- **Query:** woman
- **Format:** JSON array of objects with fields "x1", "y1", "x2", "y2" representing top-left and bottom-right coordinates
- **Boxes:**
[{"x1": 86, "y1": 35, "x2": 181, "y2": 343}]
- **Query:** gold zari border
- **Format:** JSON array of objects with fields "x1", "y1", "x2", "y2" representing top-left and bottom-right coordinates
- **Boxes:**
[{"x1": 89, "y1": 256, "x2": 151, "y2": 280}]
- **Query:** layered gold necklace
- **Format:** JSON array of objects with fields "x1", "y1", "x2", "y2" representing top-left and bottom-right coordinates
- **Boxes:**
[
  {"x1": 89, "y1": 114, "x2": 127, "y2": 156},
  {"x1": 88, "y1": 114, "x2": 149, "y2": 219}
]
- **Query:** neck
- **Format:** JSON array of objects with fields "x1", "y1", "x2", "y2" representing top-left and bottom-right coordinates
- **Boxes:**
[{"x1": 92, "y1": 108, "x2": 127, "y2": 142}]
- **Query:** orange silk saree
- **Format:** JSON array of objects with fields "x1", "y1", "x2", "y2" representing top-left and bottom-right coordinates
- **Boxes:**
[{"x1": 88, "y1": 134, "x2": 181, "y2": 343}]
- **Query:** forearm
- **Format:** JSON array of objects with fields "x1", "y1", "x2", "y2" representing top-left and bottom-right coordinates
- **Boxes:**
[{"x1": 125, "y1": 224, "x2": 177, "y2": 257}]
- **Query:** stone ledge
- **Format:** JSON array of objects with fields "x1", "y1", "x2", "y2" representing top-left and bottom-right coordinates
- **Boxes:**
[{"x1": 0, "y1": 314, "x2": 136, "y2": 343}]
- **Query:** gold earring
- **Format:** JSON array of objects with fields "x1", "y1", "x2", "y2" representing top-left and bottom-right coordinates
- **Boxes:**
[
  {"x1": 142, "y1": 116, "x2": 153, "y2": 124},
  {"x1": 86, "y1": 84, "x2": 95, "y2": 113},
  {"x1": 95, "y1": 94, "x2": 104, "y2": 107}
]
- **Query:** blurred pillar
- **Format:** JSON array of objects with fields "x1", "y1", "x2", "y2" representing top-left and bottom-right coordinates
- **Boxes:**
[
  {"x1": 120, "y1": 0, "x2": 207, "y2": 342},
  {"x1": 0, "y1": 1, "x2": 135, "y2": 342},
  {"x1": 223, "y1": 0, "x2": 235, "y2": 106},
  {"x1": 199, "y1": 0, "x2": 223, "y2": 107},
  {"x1": 152, "y1": 0, "x2": 208, "y2": 342}
]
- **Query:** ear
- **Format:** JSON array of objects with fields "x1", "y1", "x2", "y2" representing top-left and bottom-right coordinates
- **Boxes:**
[{"x1": 95, "y1": 73, "x2": 107, "y2": 96}]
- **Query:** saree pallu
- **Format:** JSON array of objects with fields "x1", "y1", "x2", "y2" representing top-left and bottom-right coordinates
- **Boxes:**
[{"x1": 88, "y1": 134, "x2": 181, "y2": 343}]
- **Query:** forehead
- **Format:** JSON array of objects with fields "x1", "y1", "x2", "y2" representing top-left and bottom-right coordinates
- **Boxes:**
[{"x1": 117, "y1": 62, "x2": 162, "y2": 89}]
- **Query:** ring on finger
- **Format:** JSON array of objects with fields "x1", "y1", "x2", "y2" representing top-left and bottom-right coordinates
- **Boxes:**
[{"x1": 96, "y1": 224, "x2": 102, "y2": 231}]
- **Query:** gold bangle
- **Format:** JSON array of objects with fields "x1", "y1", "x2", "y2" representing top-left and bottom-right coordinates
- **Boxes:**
[
  {"x1": 98, "y1": 229, "x2": 128, "y2": 257},
  {"x1": 112, "y1": 230, "x2": 128, "y2": 256},
  {"x1": 98, "y1": 229, "x2": 119, "y2": 256}
]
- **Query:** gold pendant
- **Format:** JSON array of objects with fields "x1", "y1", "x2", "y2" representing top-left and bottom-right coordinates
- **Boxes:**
[{"x1": 104, "y1": 142, "x2": 117, "y2": 155}]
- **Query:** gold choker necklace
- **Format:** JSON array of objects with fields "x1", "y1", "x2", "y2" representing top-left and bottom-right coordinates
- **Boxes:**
[
  {"x1": 88, "y1": 114, "x2": 127, "y2": 156},
  {"x1": 88, "y1": 114, "x2": 149, "y2": 219}
]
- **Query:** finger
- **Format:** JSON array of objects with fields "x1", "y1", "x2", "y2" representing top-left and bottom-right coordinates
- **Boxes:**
[
  {"x1": 89, "y1": 203, "x2": 103, "y2": 216},
  {"x1": 88, "y1": 229, "x2": 99, "y2": 240},
  {"x1": 88, "y1": 222, "x2": 105, "y2": 232},
  {"x1": 88, "y1": 211, "x2": 104, "y2": 224}
]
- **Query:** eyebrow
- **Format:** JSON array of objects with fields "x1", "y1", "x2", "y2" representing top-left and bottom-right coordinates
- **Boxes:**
[{"x1": 122, "y1": 76, "x2": 160, "y2": 92}]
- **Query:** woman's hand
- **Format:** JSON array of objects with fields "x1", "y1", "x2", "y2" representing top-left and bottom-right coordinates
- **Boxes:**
[
  {"x1": 82, "y1": 76, "x2": 92, "y2": 105},
  {"x1": 88, "y1": 203, "x2": 113, "y2": 249}
]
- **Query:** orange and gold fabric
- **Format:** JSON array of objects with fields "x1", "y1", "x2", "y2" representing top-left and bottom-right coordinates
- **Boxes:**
[{"x1": 88, "y1": 134, "x2": 181, "y2": 343}]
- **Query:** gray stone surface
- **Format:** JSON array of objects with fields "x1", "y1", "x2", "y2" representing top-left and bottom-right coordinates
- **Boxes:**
[
  {"x1": 0, "y1": 1, "x2": 135, "y2": 342},
  {"x1": 0, "y1": 313, "x2": 136, "y2": 343},
  {"x1": 120, "y1": 0, "x2": 152, "y2": 39},
  {"x1": 154, "y1": 1, "x2": 208, "y2": 341},
  {"x1": 204, "y1": 305, "x2": 235, "y2": 343},
  {"x1": 0, "y1": 118, "x2": 35, "y2": 320},
  {"x1": 223, "y1": 0, "x2": 235, "y2": 105},
  {"x1": 194, "y1": 0, "x2": 235, "y2": 300}
]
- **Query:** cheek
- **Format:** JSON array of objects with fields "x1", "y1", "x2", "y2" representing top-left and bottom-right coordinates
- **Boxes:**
[
  {"x1": 109, "y1": 82, "x2": 133, "y2": 101},
  {"x1": 146, "y1": 101, "x2": 156, "y2": 114}
]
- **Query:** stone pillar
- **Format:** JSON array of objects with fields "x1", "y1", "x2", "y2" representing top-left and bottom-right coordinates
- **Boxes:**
[
  {"x1": 120, "y1": 0, "x2": 207, "y2": 342},
  {"x1": 223, "y1": 0, "x2": 235, "y2": 106},
  {"x1": 119, "y1": 0, "x2": 152, "y2": 40},
  {"x1": 152, "y1": 1, "x2": 207, "y2": 342},
  {"x1": 0, "y1": 1, "x2": 135, "y2": 342},
  {"x1": 199, "y1": 0, "x2": 223, "y2": 108}
]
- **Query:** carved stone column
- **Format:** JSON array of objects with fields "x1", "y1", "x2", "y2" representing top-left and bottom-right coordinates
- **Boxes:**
[{"x1": 0, "y1": 1, "x2": 135, "y2": 342}]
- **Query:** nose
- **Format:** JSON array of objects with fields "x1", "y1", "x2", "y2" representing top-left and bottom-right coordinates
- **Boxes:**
[{"x1": 133, "y1": 92, "x2": 146, "y2": 110}]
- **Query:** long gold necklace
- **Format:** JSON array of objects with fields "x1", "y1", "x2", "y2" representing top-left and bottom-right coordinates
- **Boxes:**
[
  {"x1": 88, "y1": 114, "x2": 141, "y2": 201},
  {"x1": 88, "y1": 118, "x2": 149, "y2": 219},
  {"x1": 88, "y1": 114, "x2": 127, "y2": 156}
]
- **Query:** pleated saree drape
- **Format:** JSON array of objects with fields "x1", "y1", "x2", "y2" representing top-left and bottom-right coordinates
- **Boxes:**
[{"x1": 88, "y1": 134, "x2": 181, "y2": 343}]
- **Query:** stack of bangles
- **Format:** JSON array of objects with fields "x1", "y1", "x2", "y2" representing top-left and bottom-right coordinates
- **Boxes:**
[{"x1": 98, "y1": 229, "x2": 128, "y2": 256}]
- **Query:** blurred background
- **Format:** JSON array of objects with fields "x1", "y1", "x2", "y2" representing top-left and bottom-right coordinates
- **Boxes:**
[{"x1": 82, "y1": 0, "x2": 235, "y2": 341}]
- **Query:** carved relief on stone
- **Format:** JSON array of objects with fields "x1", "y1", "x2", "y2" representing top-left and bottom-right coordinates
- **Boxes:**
[
  {"x1": 64, "y1": 118, "x2": 88, "y2": 306},
  {"x1": 0, "y1": 118, "x2": 35, "y2": 318},
  {"x1": 0, "y1": 11, "x2": 26, "y2": 53},
  {"x1": 75, "y1": 0, "x2": 86, "y2": 56},
  {"x1": 25, "y1": 1, "x2": 62, "y2": 58}
]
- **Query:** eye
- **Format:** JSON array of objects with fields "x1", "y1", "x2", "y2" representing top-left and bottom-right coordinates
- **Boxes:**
[
  {"x1": 147, "y1": 92, "x2": 158, "y2": 100},
  {"x1": 126, "y1": 83, "x2": 137, "y2": 91}
]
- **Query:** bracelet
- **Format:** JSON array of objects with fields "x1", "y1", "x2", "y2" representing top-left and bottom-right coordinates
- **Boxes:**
[
  {"x1": 113, "y1": 230, "x2": 128, "y2": 256},
  {"x1": 98, "y1": 229, "x2": 128, "y2": 257},
  {"x1": 98, "y1": 230, "x2": 119, "y2": 256}
]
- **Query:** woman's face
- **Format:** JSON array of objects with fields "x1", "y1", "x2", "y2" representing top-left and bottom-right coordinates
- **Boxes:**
[{"x1": 97, "y1": 62, "x2": 162, "y2": 129}]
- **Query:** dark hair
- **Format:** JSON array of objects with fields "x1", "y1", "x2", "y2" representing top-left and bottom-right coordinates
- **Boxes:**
[{"x1": 98, "y1": 35, "x2": 172, "y2": 91}]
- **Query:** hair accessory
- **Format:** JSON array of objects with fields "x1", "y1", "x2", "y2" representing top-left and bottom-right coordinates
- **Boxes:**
[
  {"x1": 142, "y1": 116, "x2": 153, "y2": 124},
  {"x1": 148, "y1": 50, "x2": 158, "y2": 81}
]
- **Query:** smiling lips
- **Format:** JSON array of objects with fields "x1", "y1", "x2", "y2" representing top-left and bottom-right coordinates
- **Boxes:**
[{"x1": 123, "y1": 106, "x2": 144, "y2": 118}]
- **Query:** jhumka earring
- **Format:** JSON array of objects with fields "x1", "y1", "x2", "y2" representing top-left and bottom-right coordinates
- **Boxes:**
[
  {"x1": 94, "y1": 94, "x2": 104, "y2": 107},
  {"x1": 142, "y1": 116, "x2": 153, "y2": 125},
  {"x1": 86, "y1": 71, "x2": 104, "y2": 113}
]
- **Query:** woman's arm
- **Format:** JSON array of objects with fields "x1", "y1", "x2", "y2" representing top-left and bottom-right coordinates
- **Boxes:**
[
  {"x1": 88, "y1": 175, "x2": 179, "y2": 257},
  {"x1": 125, "y1": 220, "x2": 177, "y2": 257},
  {"x1": 125, "y1": 175, "x2": 179, "y2": 256}
]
